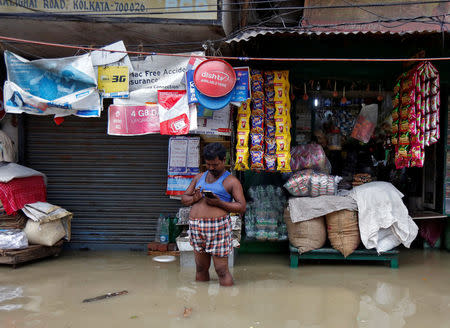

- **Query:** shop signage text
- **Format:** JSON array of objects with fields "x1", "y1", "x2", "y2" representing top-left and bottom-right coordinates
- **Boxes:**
[{"x1": 0, "y1": 0, "x2": 218, "y2": 20}]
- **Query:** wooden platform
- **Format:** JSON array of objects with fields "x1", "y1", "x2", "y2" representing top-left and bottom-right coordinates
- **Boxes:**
[
  {"x1": 289, "y1": 245, "x2": 399, "y2": 269},
  {"x1": 0, "y1": 240, "x2": 64, "y2": 268}
]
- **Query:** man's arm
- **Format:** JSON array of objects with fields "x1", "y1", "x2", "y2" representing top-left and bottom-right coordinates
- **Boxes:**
[
  {"x1": 205, "y1": 176, "x2": 247, "y2": 214},
  {"x1": 181, "y1": 174, "x2": 202, "y2": 206}
]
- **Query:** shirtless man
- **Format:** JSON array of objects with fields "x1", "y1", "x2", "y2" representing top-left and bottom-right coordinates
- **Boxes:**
[{"x1": 181, "y1": 143, "x2": 246, "y2": 286}]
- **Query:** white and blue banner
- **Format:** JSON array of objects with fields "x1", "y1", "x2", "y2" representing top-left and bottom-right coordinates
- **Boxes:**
[{"x1": 3, "y1": 51, "x2": 101, "y2": 118}]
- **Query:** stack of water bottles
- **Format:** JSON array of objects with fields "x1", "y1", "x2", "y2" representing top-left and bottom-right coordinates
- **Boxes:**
[{"x1": 245, "y1": 185, "x2": 288, "y2": 241}]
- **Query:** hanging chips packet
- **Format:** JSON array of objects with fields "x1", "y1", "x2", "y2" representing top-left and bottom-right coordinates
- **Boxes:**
[{"x1": 235, "y1": 147, "x2": 249, "y2": 171}]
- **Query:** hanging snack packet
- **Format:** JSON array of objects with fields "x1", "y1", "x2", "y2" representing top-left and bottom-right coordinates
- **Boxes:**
[
  {"x1": 391, "y1": 132, "x2": 399, "y2": 146},
  {"x1": 238, "y1": 99, "x2": 251, "y2": 116},
  {"x1": 393, "y1": 79, "x2": 401, "y2": 95},
  {"x1": 276, "y1": 152, "x2": 291, "y2": 172},
  {"x1": 250, "y1": 150, "x2": 264, "y2": 170},
  {"x1": 252, "y1": 98, "x2": 264, "y2": 114},
  {"x1": 235, "y1": 147, "x2": 249, "y2": 171},
  {"x1": 251, "y1": 80, "x2": 263, "y2": 92},
  {"x1": 392, "y1": 107, "x2": 399, "y2": 121},
  {"x1": 265, "y1": 138, "x2": 277, "y2": 155},
  {"x1": 266, "y1": 122, "x2": 276, "y2": 139},
  {"x1": 276, "y1": 134, "x2": 290, "y2": 152},
  {"x1": 274, "y1": 85, "x2": 288, "y2": 102},
  {"x1": 237, "y1": 130, "x2": 249, "y2": 147},
  {"x1": 265, "y1": 154, "x2": 277, "y2": 171},
  {"x1": 275, "y1": 117, "x2": 289, "y2": 135},
  {"x1": 266, "y1": 104, "x2": 276, "y2": 120},
  {"x1": 398, "y1": 131, "x2": 410, "y2": 145},
  {"x1": 264, "y1": 71, "x2": 275, "y2": 85},
  {"x1": 274, "y1": 71, "x2": 289, "y2": 84},
  {"x1": 399, "y1": 119, "x2": 409, "y2": 133},
  {"x1": 250, "y1": 132, "x2": 264, "y2": 151},
  {"x1": 265, "y1": 87, "x2": 275, "y2": 105},
  {"x1": 251, "y1": 115, "x2": 264, "y2": 133},
  {"x1": 410, "y1": 146, "x2": 424, "y2": 168},
  {"x1": 237, "y1": 113, "x2": 251, "y2": 131},
  {"x1": 392, "y1": 121, "x2": 399, "y2": 134}
]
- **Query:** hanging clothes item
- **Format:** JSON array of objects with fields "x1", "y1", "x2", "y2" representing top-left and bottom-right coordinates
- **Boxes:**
[{"x1": 0, "y1": 130, "x2": 16, "y2": 163}]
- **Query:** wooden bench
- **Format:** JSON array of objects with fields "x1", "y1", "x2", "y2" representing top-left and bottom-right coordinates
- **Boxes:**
[
  {"x1": 0, "y1": 240, "x2": 64, "y2": 268},
  {"x1": 289, "y1": 245, "x2": 399, "y2": 269}
]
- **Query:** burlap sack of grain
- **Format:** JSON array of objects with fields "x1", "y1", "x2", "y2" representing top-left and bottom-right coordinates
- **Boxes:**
[
  {"x1": 24, "y1": 219, "x2": 65, "y2": 246},
  {"x1": 284, "y1": 207, "x2": 326, "y2": 254},
  {"x1": 326, "y1": 210, "x2": 361, "y2": 257}
]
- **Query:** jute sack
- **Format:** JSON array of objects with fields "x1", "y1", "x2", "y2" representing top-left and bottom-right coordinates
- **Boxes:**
[
  {"x1": 326, "y1": 210, "x2": 360, "y2": 257},
  {"x1": 24, "y1": 219, "x2": 65, "y2": 246},
  {"x1": 284, "y1": 207, "x2": 326, "y2": 254}
]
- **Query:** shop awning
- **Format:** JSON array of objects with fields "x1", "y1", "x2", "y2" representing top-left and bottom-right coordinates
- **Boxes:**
[{"x1": 225, "y1": 0, "x2": 449, "y2": 44}]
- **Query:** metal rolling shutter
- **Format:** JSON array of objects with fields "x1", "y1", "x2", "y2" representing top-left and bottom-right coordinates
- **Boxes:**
[{"x1": 24, "y1": 115, "x2": 180, "y2": 250}]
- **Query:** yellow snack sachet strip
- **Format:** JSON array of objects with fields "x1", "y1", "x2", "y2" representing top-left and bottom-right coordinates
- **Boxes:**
[
  {"x1": 234, "y1": 147, "x2": 249, "y2": 171},
  {"x1": 237, "y1": 113, "x2": 251, "y2": 131},
  {"x1": 276, "y1": 151, "x2": 291, "y2": 172},
  {"x1": 236, "y1": 130, "x2": 249, "y2": 147},
  {"x1": 238, "y1": 99, "x2": 251, "y2": 116}
]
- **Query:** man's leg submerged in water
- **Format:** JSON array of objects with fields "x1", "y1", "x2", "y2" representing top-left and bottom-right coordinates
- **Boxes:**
[
  {"x1": 213, "y1": 256, "x2": 233, "y2": 286},
  {"x1": 194, "y1": 251, "x2": 211, "y2": 282}
]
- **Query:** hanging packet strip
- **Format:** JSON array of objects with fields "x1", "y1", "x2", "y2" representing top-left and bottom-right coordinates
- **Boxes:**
[{"x1": 158, "y1": 90, "x2": 190, "y2": 135}]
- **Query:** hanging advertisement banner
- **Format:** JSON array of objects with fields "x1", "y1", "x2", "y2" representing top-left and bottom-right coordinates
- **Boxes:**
[
  {"x1": 107, "y1": 104, "x2": 159, "y2": 136},
  {"x1": 168, "y1": 137, "x2": 200, "y2": 175},
  {"x1": 193, "y1": 59, "x2": 236, "y2": 97},
  {"x1": 167, "y1": 136, "x2": 200, "y2": 196},
  {"x1": 113, "y1": 52, "x2": 204, "y2": 106},
  {"x1": 191, "y1": 104, "x2": 231, "y2": 136},
  {"x1": 186, "y1": 67, "x2": 250, "y2": 106},
  {"x1": 98, "y1": 66, "x2": 129, "y2": 98},
  {"x1": 3, "y1": 51, "x2": 101, "y2": 117}
]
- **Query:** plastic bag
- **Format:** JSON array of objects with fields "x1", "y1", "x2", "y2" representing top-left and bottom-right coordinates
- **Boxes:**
[
  {"x1": 290, "y1": 144, "x2": 331, "y2": 174},
  {"x1": 0, "y1": 229, "x2": 28, "y2": 249},
  {"x1": 158, "y1": 90, "x2": 190, "y2": 135},
  {"x1": 351, "y1": 104, "x2": 378, "y2": 143},
  {"x1": 284, "y1": 170, "x2": 342, "y2": 197}
]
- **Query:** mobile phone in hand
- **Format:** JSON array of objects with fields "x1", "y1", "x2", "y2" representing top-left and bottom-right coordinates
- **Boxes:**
[{"x1": 203, "y1": 190, "x2": 215, "y2": 199}]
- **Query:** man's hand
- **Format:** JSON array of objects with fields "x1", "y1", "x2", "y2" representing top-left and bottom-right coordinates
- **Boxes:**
[
  {"x1": 192, "y1": 188, "x2": 203, "y2": 204},
  {"x1": 205, "y1": 192, "x2": 222, "y2": 207}
]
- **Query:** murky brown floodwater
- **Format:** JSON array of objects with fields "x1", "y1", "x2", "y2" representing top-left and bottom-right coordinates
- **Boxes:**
[{"x1": 0, "y1": 249, "x2": 449, "y2": 328}]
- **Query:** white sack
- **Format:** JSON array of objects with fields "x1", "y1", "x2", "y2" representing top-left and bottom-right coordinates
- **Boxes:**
[
  {"x1": 0, "y1": 163, "x2": 46, "y2": 184},
  {"x1": 349, "y1": 182, "x2": 418, "y2": 252},
  {"x1": 288, "y1": 195, "x2": 357, "y2": 223}
]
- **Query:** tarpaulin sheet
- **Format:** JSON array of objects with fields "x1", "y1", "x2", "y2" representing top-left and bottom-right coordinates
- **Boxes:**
[{"x1": 3, "y1": 51, "x2": 101, "y2": 118}]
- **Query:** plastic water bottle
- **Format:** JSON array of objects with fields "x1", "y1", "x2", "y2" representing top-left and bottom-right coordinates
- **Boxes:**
[{"x1": 159, "y1": 215, "x2": 169, "y2": 244}]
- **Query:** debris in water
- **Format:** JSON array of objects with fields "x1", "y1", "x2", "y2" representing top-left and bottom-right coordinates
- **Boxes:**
[
  {"x1": 183, "y1": 307, "x2": 192, "y2": 318},
  {"x1": 82, "y1": 290, "x2": 128, "y2": 303},
  {"x1": 130, "y1": 315, "x2": 138, "y2": 319}
]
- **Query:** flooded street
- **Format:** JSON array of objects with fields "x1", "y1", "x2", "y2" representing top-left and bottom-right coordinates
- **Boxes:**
[{"x1": 0, "y1": 249, "x2": 449, "y2": 328}]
